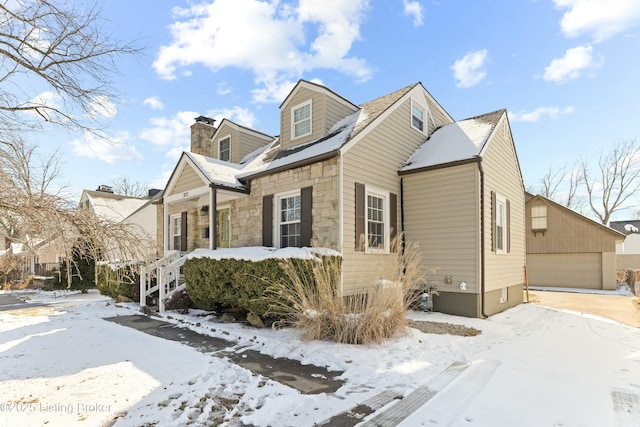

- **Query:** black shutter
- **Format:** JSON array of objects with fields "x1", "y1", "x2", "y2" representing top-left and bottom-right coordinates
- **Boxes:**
[
  {"x1": 355, "y1": 183, "x2": 365, "y2": 251},
  {"x1": 390, "y1": 193, "x2": 398, "y2": 249},
  {"x1": 262, "y1": 195, "x2": 273, "y2": 247},
  {"x1": 300, "y1": 186, "x2": 313, "y2": 247},
  {"x1": 506, "y1": 199, "x2": 511, "y2": 253},
  {"x1": 491, "y1": 191, "x2": 496, "y2": 252},
  {"x1": 180, "y1": 211, "x2": 188, "y2": 251}
]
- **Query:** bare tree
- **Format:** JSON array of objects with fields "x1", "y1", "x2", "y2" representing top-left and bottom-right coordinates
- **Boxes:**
[
  {"x1": 582, "y1": 139, "x2": 640, "y2": 225},
  {"x1": 534, "y1": 163, "x2": 583, "y2": 210},
  {"x1": 111, "y1": 177, "x2": 148, "y2": 197},
  {"x1": 0, "y1": 0, "x2": 140, "y2": 137}
]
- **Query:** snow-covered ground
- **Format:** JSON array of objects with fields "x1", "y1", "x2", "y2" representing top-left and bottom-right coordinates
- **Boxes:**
[{"x1": 0, "y1": 289, "x2": 639, "y2": 427}]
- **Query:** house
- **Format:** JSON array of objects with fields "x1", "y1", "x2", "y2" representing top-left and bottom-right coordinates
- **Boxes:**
[
  {"x1": 609, "y1": 220, "x2": 640, "y2": 271},
  {"x1": 154, "y1": 80, "x2": 526, "y2": 318},
  {"x1": 525, "y1": 193, "x2": 624, "y2": 290}
]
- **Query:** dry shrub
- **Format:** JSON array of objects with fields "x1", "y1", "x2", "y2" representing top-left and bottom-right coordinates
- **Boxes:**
[{"x1": 266, "y1": 239, "x2": 427, "y2": 345}]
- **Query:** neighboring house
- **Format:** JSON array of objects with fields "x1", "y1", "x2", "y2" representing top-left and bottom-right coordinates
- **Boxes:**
[
  {"x1": 609, "y1": 220, "x2": 640, "y2": 271},
  {"x1": 525, "y1": 193, "x2": 624, "y2": 290},
  {"x1": 155, "y1": 79, "x2": 526, "y2": 318},
  {"x1": 79, "y1": 185, "x2": 160, "y2": 259}
]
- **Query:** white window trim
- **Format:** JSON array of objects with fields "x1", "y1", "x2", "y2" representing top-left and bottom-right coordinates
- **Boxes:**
[
  {"x1": 218, "y1": 135, "x2": 231, "y2": 162},
  {"x1": 170, "y1": 213, "x2": 182, "y2": 251},
  {"x1": 410, "y1": 99, "x2": 426, "y2": 134},
  {"x1": 365, "y1": 186, "x2": 390, "y2": 254},
  {"x1": 273, "y1": 189, "x2": 302, "y2": 249},
  {"x1": 291, "y1": 100, "x2": 312, "y2": 140},
  {"x1": 495, "y1": 194, "x2": 507, "y2": 254}
]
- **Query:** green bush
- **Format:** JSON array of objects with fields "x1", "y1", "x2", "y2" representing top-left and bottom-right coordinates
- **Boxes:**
[
  {"x1": 183, "y1": 256, "x2": 339, "y2": 316},
  {"x1": 96, "y1": 264, "x2": 140, "y2": 301}
]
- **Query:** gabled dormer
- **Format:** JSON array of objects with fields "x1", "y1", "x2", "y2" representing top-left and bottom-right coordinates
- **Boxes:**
[
  {"x1": 279, "y1": 80, "x2": 359, "y2": 150},
  {"x1": 210, "y1": 119, "x2": 275, "y2": 164}
]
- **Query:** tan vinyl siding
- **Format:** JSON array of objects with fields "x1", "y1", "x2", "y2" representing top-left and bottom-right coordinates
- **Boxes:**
[
  {"x1": 482, "y1": 118, "x2": 526, "y2": 293},
  {"x1": 212, "y1": 123, "x2": 271, "y2": 163},
  {"x1": 169, "y1": 165, "x2": 205, "y2": 196},
  {"x1": 211, "y1": 123, "x2": 238, "y2": 161},
  {"x1": 237, "y1": 132, "x2": 271, "y2": 163},
  {"x1": 281, "y1": 87, "x2": 325, "y2": 150},
  {"x1": 341, "y1": 98, "x2": 429, "y2": 295},
  {"x1": 403, "y1": 163, "x2": 480, "y2": 294},
  {"x1": 425, "y1": 96, "x2": 453, "y2": 135},
  {"x1": 326, "y1": 96, "x2": 358, "y2": 133},
  {"x1": 526, "y1": 200, "x2": 619, "y2": 253}
]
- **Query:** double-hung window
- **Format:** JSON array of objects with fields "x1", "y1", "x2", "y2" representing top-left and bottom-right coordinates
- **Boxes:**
[
  {"x1": 170, "y1": 214, "x2": 182, "y2": 251},
  {"x1": 292, "y1": 100, "x2": 312, "y2": 139},
  {"x1": 411, "y1": 100, "x2": 425, "y2": 133},
  {"x1": 366, "y1": 187, "x2": 389, "y2": 252},
  {"x1": 495, "y1": 195, "x2": 506, "y2": 253},
  {"x1": 219, "y1": 136, "x2": 231, "y2": 162},
  {"x1": 278, "y1": 192, "x2": 301, "y2": 248}
]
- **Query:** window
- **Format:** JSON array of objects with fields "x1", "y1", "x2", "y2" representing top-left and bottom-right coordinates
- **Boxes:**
[
  {"x1": 411, "y1": 100, "x2": 425, "y2": 132},
  {"x1": 366, "y1": 187, "x2": 389, "y2": 252},
  {"x1": 170, "y1": 214, "x2": 182, "y2": 251},
  {"x1": 278, "y1": 192, "x2": 301, "y2": 248},
  {"x1": 219, "y1": 136, "x2": 230, "y2": 162},
  {"x1": 495, "y1": 196, "x2": 506, "y2": 253},
  {"x1": 531, "y1": 205, "x2": 547, "y2": 231},
  {"x1": 292, "y1": 100, "x2": 312, "y2": 139},
  {"x1": 500, "y1": 287, "x2": 508, "y2": 303}
]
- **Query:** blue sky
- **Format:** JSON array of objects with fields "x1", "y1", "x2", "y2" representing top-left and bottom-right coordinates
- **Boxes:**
[{"x1": 38, "y1": 0, "x2": 640, "y2": 215}]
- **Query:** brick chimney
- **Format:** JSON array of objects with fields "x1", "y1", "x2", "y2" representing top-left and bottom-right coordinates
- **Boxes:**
[{"x1": 190, "y1": 116, "x2": 217, "y2": 156}]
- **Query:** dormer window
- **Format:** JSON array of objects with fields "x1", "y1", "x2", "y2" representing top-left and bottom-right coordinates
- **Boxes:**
[
  {"x1": 292, "y1": 100, "x2": 312, "y2": 139},
  {"x1": 411, "y1": 100, "x2": 425, "y2": 133},
  {"x1": 219, "y1": 136, "x2": 230, "y2": 161}
]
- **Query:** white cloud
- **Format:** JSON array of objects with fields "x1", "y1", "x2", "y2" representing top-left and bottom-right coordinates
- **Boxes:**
[
  {"x1": 153, "y1": 0, "x2": 371, "y2": 102},
  {"x1": 88, "y1": 95, "x2": 117, "y2": 119},
  {"x1": 543, "y1": 45, "x2": 601, "y2": 83},
  {"x1": 403, "y1": 0, "x2": 424, "y2": 27},
  {"x1": 553, "y1": 0, "x2": 640, "y2": 41},
  {"x1": 216, "y1": 82, "x2": 232, "y2": 96},
  {"x1": 208, "y1": 106, "x2": 258, "y2": 128},
  {"x1": 139, "y1": 111, "x2": 197, "y2": 154},
  {"x1": 143, "y1": 96, "x2": 164, "y2": 110},
  {"x1": 70, "y1": 132, "x2": 143, "y2": 163},
  {"x1": 509, "y1": 106, "x2": 575, "y2": 122},
  {"x1": 450, "y1": 49, "x2": 488, "y2": 88}
]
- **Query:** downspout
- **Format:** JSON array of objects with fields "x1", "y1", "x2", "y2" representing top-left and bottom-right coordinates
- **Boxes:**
[
  {"x1": 478, "y1": 159, "x2": 488, "y2": 318},
  {"x1": 399, "y1": 177, "x2": 406, "y2": 255}
]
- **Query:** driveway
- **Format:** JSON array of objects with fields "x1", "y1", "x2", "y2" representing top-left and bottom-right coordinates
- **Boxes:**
[{"x1": 527, "y1": 289, "x2": 640, "y2": 328}]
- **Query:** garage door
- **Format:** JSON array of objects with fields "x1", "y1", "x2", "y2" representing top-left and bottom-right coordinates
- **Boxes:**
[{"x1": 527, "y1": 253, "x2": 602, "y2": 289}]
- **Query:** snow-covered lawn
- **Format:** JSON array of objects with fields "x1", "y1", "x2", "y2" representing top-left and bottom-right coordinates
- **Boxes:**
[{"x1": 0, "y1": 289, "x2": 639, "y2": 426}]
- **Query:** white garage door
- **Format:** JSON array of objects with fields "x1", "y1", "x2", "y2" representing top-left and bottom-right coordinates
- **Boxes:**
[{"x1": 527, "y1": 253, "x2": 602, "y2": 289}]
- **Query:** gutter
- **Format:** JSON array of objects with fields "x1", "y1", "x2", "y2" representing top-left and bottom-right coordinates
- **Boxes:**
[
  {"x1": 400, "y1": 177, "x2": 406, "y2": 254},
  {"x1": 239, "y1": 150, "x2": 340, "y2": 181},
  {"x1": 478, "y1": 159, "x2": 488, "y2": 319}
]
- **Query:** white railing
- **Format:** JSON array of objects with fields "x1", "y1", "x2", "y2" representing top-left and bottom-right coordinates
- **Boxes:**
[{"x1": 140, "y1": 250, "x2": 187, "y2": 313}]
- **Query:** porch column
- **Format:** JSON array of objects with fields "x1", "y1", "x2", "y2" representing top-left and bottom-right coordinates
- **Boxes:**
[
  {"x1": 209, "y1": 186, "x2": 217, "y2": 250},
  {"x1": 163, "y1": 199, "x2": 169, "y2": 253}
]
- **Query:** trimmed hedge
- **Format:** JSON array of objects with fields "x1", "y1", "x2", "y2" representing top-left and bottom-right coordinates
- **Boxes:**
[{"x1": 183, "y1": 256, "x2": 340, "y2": 315}]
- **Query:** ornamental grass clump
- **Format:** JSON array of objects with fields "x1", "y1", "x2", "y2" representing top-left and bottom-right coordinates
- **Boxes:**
[{"x1": 266, "y1": 240, "x2": 427, "y2": 345}]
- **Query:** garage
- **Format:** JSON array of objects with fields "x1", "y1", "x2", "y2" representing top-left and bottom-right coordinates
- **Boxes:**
[{"x1": 527, "y1": 253, "x2": 602, "y2": 289}]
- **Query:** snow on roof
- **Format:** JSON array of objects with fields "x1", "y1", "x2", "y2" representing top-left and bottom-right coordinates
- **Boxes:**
[
  {"x1": 400, "y1": 111, "x2": 502, "y2": 172},
  {"x1": 85, "y1": 192, "x2": 147, "y2": 222},
  {"x1": 238, "y1": 110, "x2": 362, "y2": 179},
  {"x1": 185, "y1": 246, "x2": 341, "y2": 262},
  {"x1": 185, "y1": 152, "x2": 246, "y2": 190}
]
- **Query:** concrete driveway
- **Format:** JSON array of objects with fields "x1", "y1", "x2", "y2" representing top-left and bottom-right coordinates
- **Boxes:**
[{"x1": 527, "y1": 289, "x2": 640, "y2": 328}]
